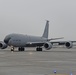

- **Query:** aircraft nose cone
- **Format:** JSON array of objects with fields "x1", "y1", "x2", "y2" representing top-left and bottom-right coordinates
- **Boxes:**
[
  {"x1": 4, "y1": 37, "x2": 11, "y2": 44},
  {"x1": 4, "y1": 39, "x2": 9, "y2": 44}
]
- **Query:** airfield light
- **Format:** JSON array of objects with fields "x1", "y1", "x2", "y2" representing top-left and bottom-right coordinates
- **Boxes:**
[{"x1": 54, "y1": 70, "x2": 57, "y2": 74}]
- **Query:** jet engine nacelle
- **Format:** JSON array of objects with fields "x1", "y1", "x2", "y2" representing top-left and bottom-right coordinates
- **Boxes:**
[
  {"x1": 65, "y1": 41, "x2": 73, "y2": 49},
  {"x1": 0, "y1": 41, "x2": 7, "y2": 49},
  {"x1": 44, "y1": 42, "x2": 52, "y2": 50}
]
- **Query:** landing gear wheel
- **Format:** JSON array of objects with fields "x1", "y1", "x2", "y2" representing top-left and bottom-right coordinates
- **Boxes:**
[
  {"x1": 11, "y1": 49, "x2": 14, "y2": 51},
  {"x1": 18, "y1": 47, "x2": 25, "y2": 51},
  {"x1": 11, "y1": 47, "x2": 14, "y2": 51},
  {"x1": 21, "y1": 47, "x2": 24, "y2": 51},
  {"x1": 36, "y1": 47, "x2": 42, "y2": 51}
]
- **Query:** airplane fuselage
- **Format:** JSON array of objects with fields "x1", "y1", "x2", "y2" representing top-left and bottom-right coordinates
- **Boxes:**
[
  {"x1": 4, "y1": 34, "x2": 48, "y2": 47},
  {"x1": 0, "y1": 20, "x2": 74, "y2": 51}
]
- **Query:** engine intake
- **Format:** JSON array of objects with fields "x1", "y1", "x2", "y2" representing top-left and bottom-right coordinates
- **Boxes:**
[
  {"x1": 65, "y1": 42, "x2": 73, "y2": 49},
  {"x1": 44, "y1": 42, "x2": 52, "y2": 50},
  {"x1": 0, "y1": 41, "x2": 7, "y2": 49}
]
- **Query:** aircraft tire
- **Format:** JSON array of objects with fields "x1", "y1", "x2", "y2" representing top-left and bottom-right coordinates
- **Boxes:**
[
  {"x1": 11, "y1": 49, "x2": 14, "y2": 51},
  {"x1": 18, "y1": 48, "x2": 20, "y2": 51},
  {"x1": 36, "y1": 47, "x2": 42, "y2": 51},
  {"x1": 18, "y1": 47, "x2": 25, "y2": 51},
  {"x1": 11, "y1": 47, "x2": 14, "y2": 51},
  {"x1": 22, "y1": 47, "x2": 25, "y2": 51}
]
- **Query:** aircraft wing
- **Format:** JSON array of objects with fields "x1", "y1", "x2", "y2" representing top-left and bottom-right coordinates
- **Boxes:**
[
  {"x1": 26, "y1": 42, "x2": 44, "y2": 47},
  {"x1": 47, "y1": 37, "x2": 64, "y2": 41},
  {"x1": 25, "y1": 41, "x2": 76, "y2": 48},
  {"x1": 51, "y1": 41, "x2": 76, "y2": 45}
]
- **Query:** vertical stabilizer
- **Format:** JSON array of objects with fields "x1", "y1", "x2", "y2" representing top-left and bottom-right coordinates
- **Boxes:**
[{"x1": 42, "y1": 20, "x2": 49, "y2": 38}]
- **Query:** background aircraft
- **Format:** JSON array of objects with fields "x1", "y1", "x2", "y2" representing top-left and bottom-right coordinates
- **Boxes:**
[{"x1": 0, "y1": 20, "x2": 76, "y2": 51}]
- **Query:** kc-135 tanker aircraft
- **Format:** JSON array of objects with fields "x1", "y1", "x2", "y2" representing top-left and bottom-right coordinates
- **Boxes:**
[{"x1": 0, "y1": 20, "x2": 76, "y2": 51}]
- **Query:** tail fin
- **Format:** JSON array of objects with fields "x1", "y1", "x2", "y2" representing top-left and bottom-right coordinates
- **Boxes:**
[{"x1": 42, "y1": 20, "x2": 49, "y2": 38}]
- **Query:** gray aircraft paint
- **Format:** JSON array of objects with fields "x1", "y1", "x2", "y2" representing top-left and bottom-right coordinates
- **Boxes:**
[
  {"x1": 1, "y1": 20, "x2": 76, "y2": 50},
  {"x1": 4, "y1": 21, "x2": 49, "y2": 47},
  {"x1": 42, "y1": 20, "x2": 49, "y2": 38},
  {"x1": 8, "y1": 34, "x2": 47, "y2": 47}
]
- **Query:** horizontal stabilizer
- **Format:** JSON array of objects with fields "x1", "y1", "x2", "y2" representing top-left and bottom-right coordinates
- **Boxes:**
[{"x1": 47, "y1": 37, "x2": 64, "y2": 41}]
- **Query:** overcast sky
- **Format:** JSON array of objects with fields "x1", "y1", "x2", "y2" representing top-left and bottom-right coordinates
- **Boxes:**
[{"x1": 0, "y1": 0, "x2": 76, "y2": 41}]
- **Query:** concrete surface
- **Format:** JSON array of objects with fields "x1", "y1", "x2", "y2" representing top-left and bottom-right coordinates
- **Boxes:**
[{"x1": 0, "y1": 47, "x2": 76, "y2": 75}]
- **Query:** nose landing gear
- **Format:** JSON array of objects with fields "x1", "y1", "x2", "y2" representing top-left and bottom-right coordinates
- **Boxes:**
[{"x1": 11, "y1": 46, "x2": 14, "y2": 52}]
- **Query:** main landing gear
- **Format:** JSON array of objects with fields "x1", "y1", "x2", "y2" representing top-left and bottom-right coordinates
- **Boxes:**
[
  {"x1": 11, "y1": 47, "x2": 42, "y2": 52},
  {"x1": 18, "y1": 47, "x2": 25, "y2": 51},
  {"x1": 36, "y1": 47, "x2": 42, "y2": 51}
]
